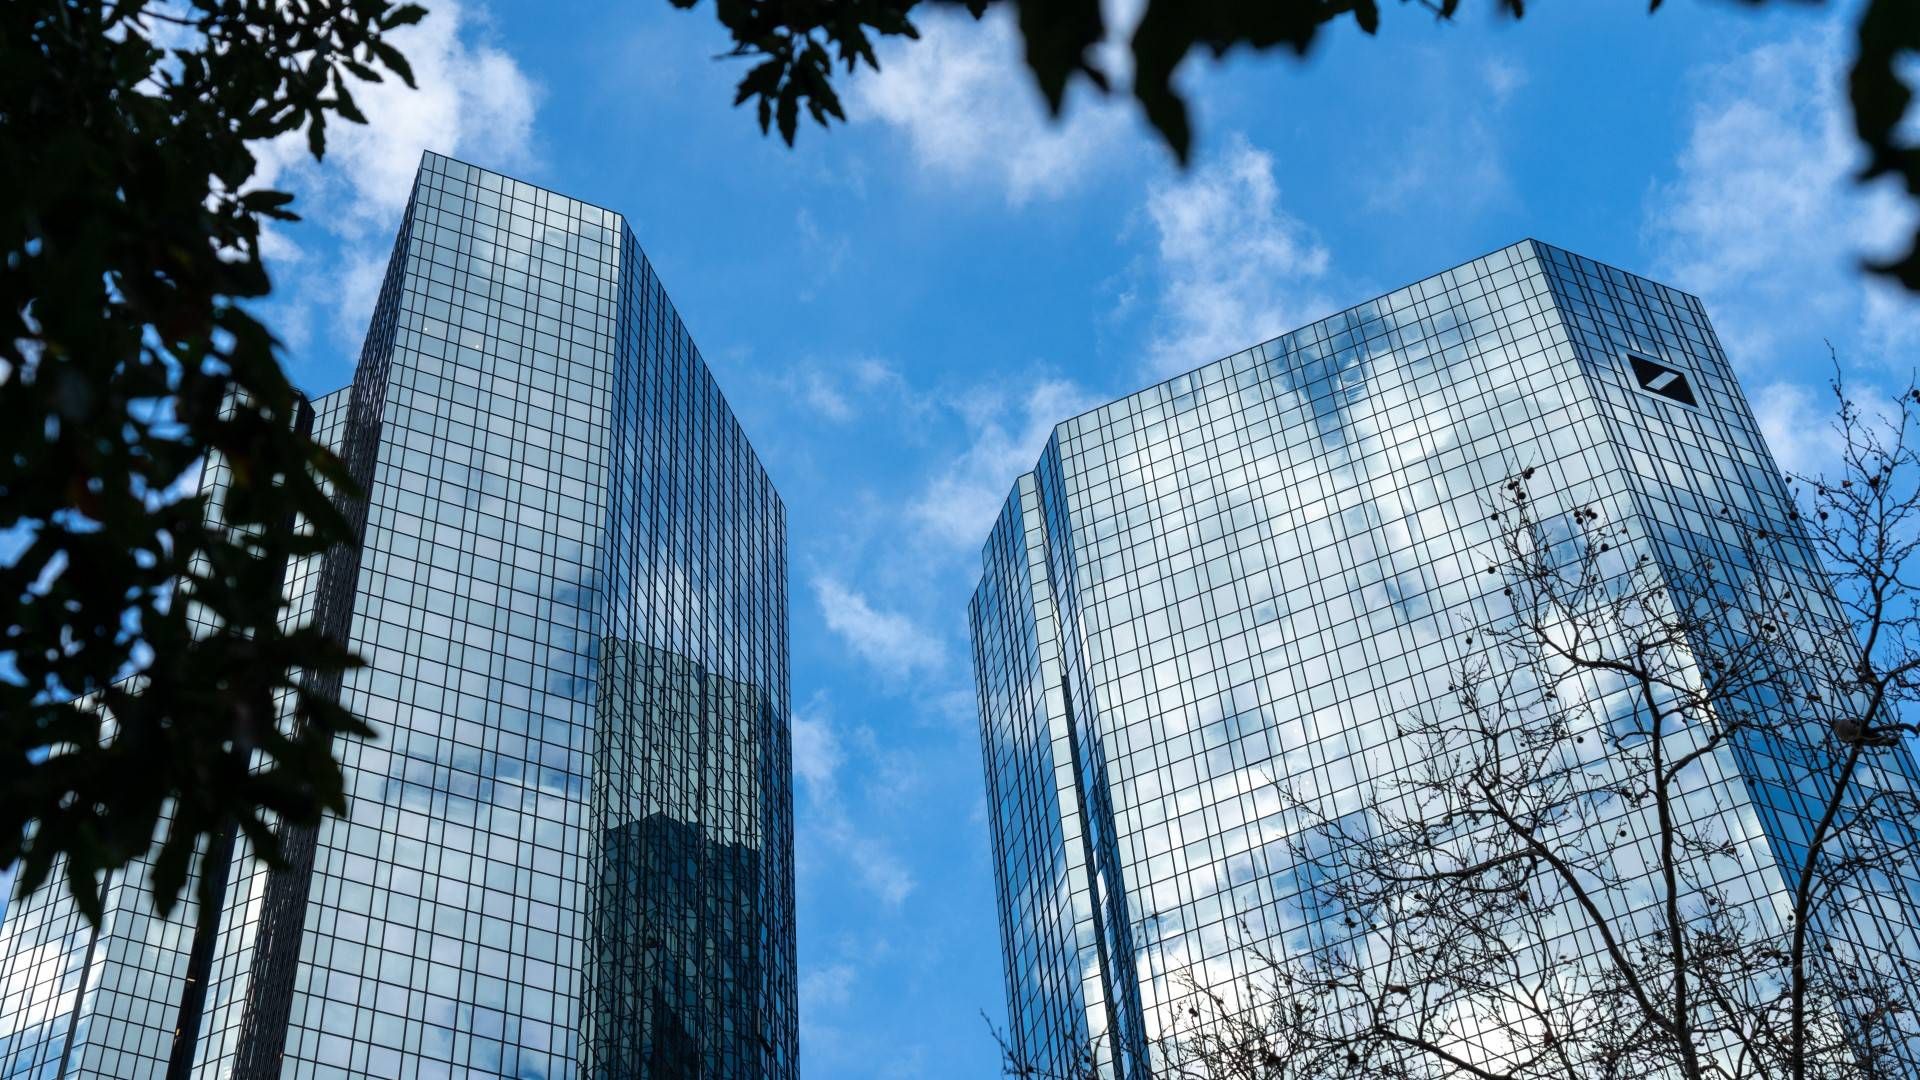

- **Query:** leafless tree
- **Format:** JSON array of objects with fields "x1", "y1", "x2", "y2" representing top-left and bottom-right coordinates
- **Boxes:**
[{"x1": 1000, "y1": 378, "x2": 1920, "y2": 1079}]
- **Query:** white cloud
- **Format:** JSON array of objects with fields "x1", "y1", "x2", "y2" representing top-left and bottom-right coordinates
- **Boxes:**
[
  {"x1": 330, "y1": 249, "x2": 394, "y2": 353},
  {"x1": 852, "y1": 358, "x2": 911, "y2": 394},
  {"x1": 1751, "y1": 380, "x2": 1844, "y2": 479},
  {"x1": 1365, "y1": 59, "x2": 1521, "y2": 216},
  {"x1": 798, "y1": 370, "x2": 857, "y2": 422},
  {"x1": 254, "y1": 0, "x2": 541, "y2": 349},
  {"x1": 776, "y1": 358, "x2": 930, "y2": 426},
  {"x1": 907, "y1": 378, "x2": 1099, "y2": 551},
  {"x1": 791, "y1": 694, "x2": 918, "y2": 907},
  {"x1": 814, "y1": 577, "x2": 946, "y2": 678},
  {"x1": 843, "y1": 834, "x2": 916, "y2": 908},
  {"x1": 257, "y1": 0, "x2": 538, "y2": 234},
  {"x1": 1645, "y1": 29, "x2": 1919, "y2": 365},
  {"x1": 791, "y1": 696, "x2": 845, "y2": 789},
  {"x1": 1483, "y1": 57, "x2": 1529, "y2": 106},
  {"x1": 800, "y1": 962, "x2": 859, "y2": 1011},
  {"x1": 1141, "y1": 135, "x2": 1334, "y2": 377},
  {"x1": 855, "y1": 7, "x2": 1130, "y2": 206},
  {"x1": 1364, "y1": 113, "x2": 1510, "y2": 219},
  {"x1": 795, "y1": 208, "x2": 853, "y2": 303}
]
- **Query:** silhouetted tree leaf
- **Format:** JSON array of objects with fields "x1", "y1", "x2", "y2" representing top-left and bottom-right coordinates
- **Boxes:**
[
  {"x1": 1, "y1": 0, "x2": 412, "y2": 921},
  {"x1": 1014, "y1": 0, "x2": 1108, "y2": 114},
  {"x1": 688, "y1": 0, "x2": 1920, "y2": 294},
  {"x1": 1851, "y1": 0, "x2": 1920, "y2": 288}
]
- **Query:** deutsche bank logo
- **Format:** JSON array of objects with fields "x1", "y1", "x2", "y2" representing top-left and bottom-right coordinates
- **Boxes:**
[{"x1": 1625, "y1": 352, "x2": 1698, "y2": 407}]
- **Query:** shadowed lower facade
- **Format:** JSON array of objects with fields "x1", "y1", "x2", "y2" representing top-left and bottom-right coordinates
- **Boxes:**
[
  {"x1": 968, "y1": 240, "x2": 1920, "y2": 1076},
  {"x1": 0, "y1": 152, "x2": 795, "y2": 1080}
]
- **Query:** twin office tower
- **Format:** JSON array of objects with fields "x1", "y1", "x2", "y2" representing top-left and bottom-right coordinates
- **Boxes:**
[
  {"x1": 0, "y1": 155, "x2": 794, "y2": 1080},
  {"x1": 0, "y1": 155, "x2": 1916, "y2": 1078}
]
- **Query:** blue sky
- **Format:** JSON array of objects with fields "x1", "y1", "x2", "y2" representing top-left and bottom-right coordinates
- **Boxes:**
[{"x1": 249, "y1": 1, "x2": 1917, "y2": 1074}]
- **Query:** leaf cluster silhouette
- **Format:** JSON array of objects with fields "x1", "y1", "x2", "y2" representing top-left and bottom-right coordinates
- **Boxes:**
[
  {"x1": 1, "y1": 0, "x2": 417, "y2": 921},
  {"x1": 691, "y1": 0, "x2": 1920, "y2": 292}
]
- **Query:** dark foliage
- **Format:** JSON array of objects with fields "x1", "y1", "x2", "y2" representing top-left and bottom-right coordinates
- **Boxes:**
[
  {"x1": 688, "y1": 0, "x2": 1920, "y2": 293},
  {"x1": 1851, "y1": 0, "x2": 1920, "y2": 288},
  {"x1": 0, "y1": 0, "x2": 418, "y2": 922}
]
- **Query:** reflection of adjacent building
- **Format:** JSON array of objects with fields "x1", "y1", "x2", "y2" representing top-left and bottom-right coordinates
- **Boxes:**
[
  {"x1": 0, "y1": 153, "x2": 795, "y2": 1080},
  {"x1": 586, "y1": 643, "x2": 778, "y2": 1079},
  {"x1": 592, "y1": 815, "x2": 763, "y2": 1078},
  {"x1": 968, "y1": 240, "x2": 1920, "y2": 1077}
]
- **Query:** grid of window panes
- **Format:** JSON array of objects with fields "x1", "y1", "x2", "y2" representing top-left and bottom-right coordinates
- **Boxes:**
[
  {"x1": 0, "y1": 152, "x2": 797, "y2": 1080},
  {"x1": 0, "y1": 389, "x2": 350, "y2": 1080},
  {"x1": 974, "y1": 469, "x2": 1125, "y2": 1075},
  {"x1": 1536, "y1": 245, "x2": 1920, "y2": 1044},
  {"x1": 0, "y1": 782, "x2": 196, "y2": 1079},
  {"x1": 217, "y1": 207, "x2": 421, "y2": 1080},
  {"x1": 584, "y1": 228, "x2": 794, "y2": 1079},
  {"x1": 253, "y1": 151, "x2": 616, "y2": 1080},
  {"x1": 0, "y1": 830, "x2": 216, "y2": 1080},
  {"x1": 0, "y1": 780, "x2": 83, "y2": 1076},
  {"x1": 970, "y1": 239, "x2": 1920, "y2": 1075},
  {"x1": 270, "y1": 154, "x2": 791, "y2": 1080},
  {"x1": 192, "y1": 386, "x2": 355, "y2": 1078}
]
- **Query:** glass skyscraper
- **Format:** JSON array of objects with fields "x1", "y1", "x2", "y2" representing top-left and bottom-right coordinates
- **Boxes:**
[
  {"x1": 969, "y1": 240, "x2": 1920, "y2": 1075},
  {"x1": 0, "y1": 152, "x2": 796, "y2": 1079}
]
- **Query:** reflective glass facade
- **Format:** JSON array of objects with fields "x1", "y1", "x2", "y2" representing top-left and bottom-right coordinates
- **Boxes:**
[
  {"x1": 969, "y1": 240, "x2": 1920, "y2": 1075},
  {"x1": 0, "y1": 152, "x2": 795, "y2": 1080}
]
